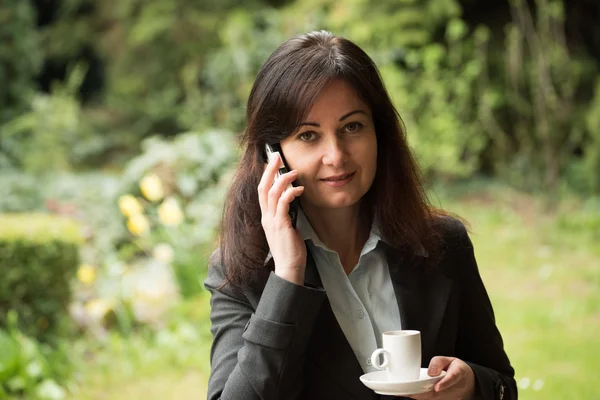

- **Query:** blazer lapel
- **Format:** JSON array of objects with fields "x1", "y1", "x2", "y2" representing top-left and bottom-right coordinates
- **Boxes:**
[
  {"x1": 304, "y1": 249, "x2": 378, "y2": 400},
  {"x1": 384, "y1": 244, "x2": 452, "y2": 364},
  {"x1": 302, "y1": 243, "x2": 452, "y2": 399}
]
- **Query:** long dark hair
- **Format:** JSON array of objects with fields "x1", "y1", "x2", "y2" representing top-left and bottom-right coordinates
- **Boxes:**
[{"x1": 219, "y1": 30, "x2": 446, "y2": 288}]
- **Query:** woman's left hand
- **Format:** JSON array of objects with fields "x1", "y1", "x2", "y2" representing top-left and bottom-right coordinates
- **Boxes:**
[{"x1": 406, "y1": 356, "x2": 475, "y2": 400}]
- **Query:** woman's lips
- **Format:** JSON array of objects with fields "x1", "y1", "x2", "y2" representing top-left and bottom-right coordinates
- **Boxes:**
[{"x1": 320, "y1": 172, "x2": 356, "y2": 187}]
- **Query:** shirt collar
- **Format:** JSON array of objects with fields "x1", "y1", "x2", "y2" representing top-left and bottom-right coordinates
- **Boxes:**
[
  {"x1": 297, "y1": 208, "x2": 428, "y2": 257},
  {"x1": 297, "y1": 208, "x2": 385, "y2": 254}
]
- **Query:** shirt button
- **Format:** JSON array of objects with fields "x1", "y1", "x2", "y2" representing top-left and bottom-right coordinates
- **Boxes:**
[
  {"x1": 357, "y1": 310, "x2": 365, "y2": 319},
  {"x1": 366, "y1": 357, "x2": 372, "y2": 366}
]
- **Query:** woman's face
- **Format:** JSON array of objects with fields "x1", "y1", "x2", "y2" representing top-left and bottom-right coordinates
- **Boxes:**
[{"x1": 280, "y1": 79, "x2": 377, "y2": 212}]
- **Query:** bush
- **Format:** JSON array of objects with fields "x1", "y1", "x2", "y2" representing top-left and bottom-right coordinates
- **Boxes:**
[
  {"x1": 0, "y1": 172, "x2": 44, "y2": 213},
  {"x1": 0, "y1": 313, "x2": 72, "y2": 400},
  {"x1": 116, "y1": 130, "x2": 236, "y2": 300},
  {"x1": 0, "y1": 214, "x2": 82, "y2": 341},
  {"x1": 0, "y1": 0, "x2": 42, "y2": 125}
]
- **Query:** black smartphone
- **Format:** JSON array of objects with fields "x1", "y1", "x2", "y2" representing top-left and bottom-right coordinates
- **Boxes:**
[{"x1": 264, "y1": 143, "x2": 300, "y2": 228}]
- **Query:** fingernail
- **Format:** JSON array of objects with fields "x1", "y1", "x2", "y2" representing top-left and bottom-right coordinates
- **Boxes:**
[{"x1": 429, "y1": 367, "x2": 439, "y2": 376}]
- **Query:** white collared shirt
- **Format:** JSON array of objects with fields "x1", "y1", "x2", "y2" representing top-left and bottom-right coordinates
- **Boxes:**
[{"x1": 296, "y1": 210, "x2": 402, "y2": 373}]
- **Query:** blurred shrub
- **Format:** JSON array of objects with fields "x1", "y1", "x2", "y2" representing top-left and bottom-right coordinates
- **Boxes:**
[
  {"x1": 65, "y1": 295, "x2": 213, "y2": 399},
  {"x1": 62, "y1": 130, "x2": 236, "y2": 337},
  {"x1": 0, "y1": 171, "x2": 124, "y2": 263},
  {"x1": 576, "y1": 78, "x2": 600, "y2": 193},
  {"x1": 32, "y1": 0, "x2": 268, "y2": 150},
  {"x1": 117, "y1": 129, "x2": 236, "y2": 298},
  {"x1": 0, "y1": 128, "x2": 236, "y2": 334},
  {"x1": 3, "y1": 0, "x2": 599, "y2": 192},
  {"x1": 378, "y1": 21, "x2": 488, "y2": 179},
  {"x1": 0, "y1": 0, "x2": 42, "y2": 125},
  {"x1": 0, "y1": 214, "x2": 82, "y2": 341},
  {"x1": 0, "y1": 312, "x2": 72, "y2": 400},
  {"x1": 477, "y1": 0, "x2": 600, "y2": 193},
  {"x1": 0, "y1": 64, "x2": 95, "y2": 173},
  {"x1": 0, "y1": 173, "x2": 44, "y2": 213}
]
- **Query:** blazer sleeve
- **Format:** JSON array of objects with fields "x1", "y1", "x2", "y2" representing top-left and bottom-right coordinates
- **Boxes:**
[
  {"x1": 204, "y1": 250, "x2": 326, "y2": 400},
  {"x1": 451, "y1": 222, "x2": 518, "y2": 400}
]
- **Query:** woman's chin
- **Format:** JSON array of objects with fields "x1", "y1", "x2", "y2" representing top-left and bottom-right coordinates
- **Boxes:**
[{"x1": 316, "y1": 195, "x2": 362, "y2": 210}]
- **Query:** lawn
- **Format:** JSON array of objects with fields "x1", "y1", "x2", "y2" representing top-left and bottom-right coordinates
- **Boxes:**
[
  {"x1": 67, "y1": 183, "x2": 600, "y2": 399},
  {"x1": 434, "y1": 182, "x2": 600, "y2": 399}
]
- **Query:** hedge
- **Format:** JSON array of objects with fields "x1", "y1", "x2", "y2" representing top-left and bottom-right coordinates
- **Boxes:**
[{"x1": 0, "y1": 213, "x2": 82, "y2": 341}]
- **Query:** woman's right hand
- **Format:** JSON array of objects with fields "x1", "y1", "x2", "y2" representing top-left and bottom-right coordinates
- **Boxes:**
[{"x1": 258, "y1": 152, "x2": 306, "y2": 285}]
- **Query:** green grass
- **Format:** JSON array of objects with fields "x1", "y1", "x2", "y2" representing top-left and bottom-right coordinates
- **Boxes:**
[
  {"x1": 64, "y1": 294, "x2": 212, "y2": 400},
  {"x1": 436, "y1": 183, "x2": 600, "y2": 399},
  {"x1": 66, "y1": 182, "x2": 600, "y2": 399}
]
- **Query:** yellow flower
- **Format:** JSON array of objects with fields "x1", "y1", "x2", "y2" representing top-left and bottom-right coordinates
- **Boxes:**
[
  {"x1": 158, "y1": 197, "x2": 184, "y2": 226},
  {"x1": 84, "y1": 298, "x2": 115, "y2": 321},
  {"x1": 77, "y1": 264, "x2": 96, "y2": 285},
  {"x1": 140, "y1": 174, "x2": 164, "y2": 202},
  {"x1": 127, "y1": 213, "x2": 150, "y2": 236},
  {"x1": 118, "y1": 194, "x2": 142, "y2": 217}
]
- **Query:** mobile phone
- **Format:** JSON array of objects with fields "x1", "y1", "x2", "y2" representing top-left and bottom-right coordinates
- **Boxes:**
[{"x1": 264, "y1": 143, "x2": 300, "y2": 228}]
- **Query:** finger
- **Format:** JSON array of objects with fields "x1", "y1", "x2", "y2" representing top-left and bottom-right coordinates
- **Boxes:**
[
  {"x1": 428, "y1": 356, "x2": 454, "y2": 377},
  {"x1": 433, "y1": 359, "x2": 462, "y2": 392},
  {"x1": 258, "y1": 153, "x2": 283, "y2": 216},
  {"x1": 267, "y1": 170, "x2": 298, "y2": 216},
  {"x1": 275, "y1": 186, "x2": 304, "y2": 223}
]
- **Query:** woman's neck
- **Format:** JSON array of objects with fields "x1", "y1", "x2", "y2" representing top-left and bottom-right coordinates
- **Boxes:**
[{"x1": 301, "y1": 202, "x2": 371, "y2": 275}]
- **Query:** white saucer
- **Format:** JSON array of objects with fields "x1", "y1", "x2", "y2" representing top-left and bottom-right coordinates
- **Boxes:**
[{"x1": 359, "y1": 368, "x2": 446, "y2": 396}]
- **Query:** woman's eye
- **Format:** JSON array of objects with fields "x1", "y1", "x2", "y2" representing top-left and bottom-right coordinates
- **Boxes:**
[
  {"x1": 345, "y1": 122, "x2": 363, "y2": 133},
  {"x1": 298, "y1": 131, "x2": 316, "y2": 141}
]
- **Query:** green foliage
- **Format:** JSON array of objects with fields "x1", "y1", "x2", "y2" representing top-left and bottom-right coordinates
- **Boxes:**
[
  {"x1": 118, "y1": 130, "x2": 237, "y2": 298},
  {"x1": 64, "y1": 293, "x2": 213, "y2": 399},
  {"x1": 379, "y1": 22, "x2": 489, "y2": 179},
  {"x1": 0, "y1": 173, "x2": 44, "y2": 213},
  {"x1": 0, "y1": 0, "x2": 43, "y2": 124},
  {"x1": 0, "y1": 65, "x2": 94, "y2": 173},
  {"x1": 478, "y1": 0, "x2": 599, "y2": 193},
  {"x1": 322, "y1": 0, "x2": 460, "y2": 49},
  {"x1": 0, "y1": 214, "x2": 82, "y2": 341},
  {"x1": 0, "y1": 313, "x2": 72, "y2": 400},
  {"x1": 0, "y1": 171, "x2": 126, "y2": 264},
  {"x1": 577, "y1": 78, "x2": 600, "y2": 192},
  {"x1": 36, "y1": 0, "x2": 267, "y2": 146},
  {"x1": 2, "y1": 0, "x2": 600, "y2": 191}
]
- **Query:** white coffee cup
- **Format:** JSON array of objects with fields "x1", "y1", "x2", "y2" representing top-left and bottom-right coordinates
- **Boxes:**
[{"x1": 370, "y1": 330, "x2": 421, "y2": 382}]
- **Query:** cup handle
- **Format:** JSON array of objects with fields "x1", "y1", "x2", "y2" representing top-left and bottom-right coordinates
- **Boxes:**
[{"x1": 370, "y1": 349, "x2": 390, "y2": 370}]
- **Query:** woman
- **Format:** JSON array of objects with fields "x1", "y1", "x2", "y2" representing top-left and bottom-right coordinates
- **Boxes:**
[{"x1": 205, "y1": 30, "x2": 517, "y2": 400}]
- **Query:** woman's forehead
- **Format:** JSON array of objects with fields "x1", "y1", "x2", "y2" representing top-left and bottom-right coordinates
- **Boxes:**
[{"x1": 302, "y1": 80, "x2": 370, "y2": 122}]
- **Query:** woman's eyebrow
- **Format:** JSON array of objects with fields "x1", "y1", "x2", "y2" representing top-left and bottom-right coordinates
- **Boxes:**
[
  {"x1": 339, "y1": 109, "x2": 367, "y2": 121},
  {"x1": 298, "y1": 109, "x2": 368, "y2": 127}
]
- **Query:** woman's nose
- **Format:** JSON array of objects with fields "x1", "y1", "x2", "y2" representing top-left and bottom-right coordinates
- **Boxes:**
[{"x1": 322, "y1": 137, "x2": 347, "y2": 167}]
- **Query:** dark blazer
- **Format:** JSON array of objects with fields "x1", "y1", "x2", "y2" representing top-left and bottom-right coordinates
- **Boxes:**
[{"x1": 205, "y1": 217, "x2": 517, "y2": 400}]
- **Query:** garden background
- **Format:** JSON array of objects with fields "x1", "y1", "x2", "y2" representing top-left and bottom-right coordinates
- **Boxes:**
[{"x1": 1, "y1": 0, "x2": 599, "y2": 399}]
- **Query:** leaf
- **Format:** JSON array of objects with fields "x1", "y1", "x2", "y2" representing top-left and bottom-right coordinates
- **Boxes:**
[
  {"x1": 35, "y1": 379, "x2": 66, "y2": 400},
  {"x1": 0, "y1": 330, "x2": 20, "y2": 382}
]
